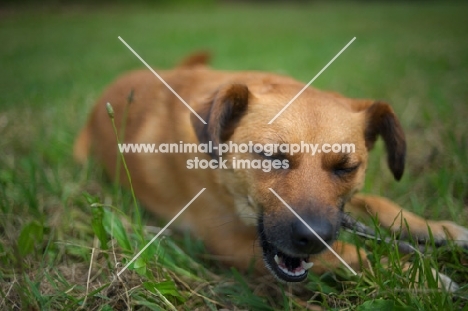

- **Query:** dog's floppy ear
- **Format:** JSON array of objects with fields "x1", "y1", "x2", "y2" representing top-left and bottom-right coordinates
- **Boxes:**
[
  {"x1": 364, "y1": 101, "x2": 406, "y2": 181},
  {"x1": 191, "y1": 84, "x2": 250, "y2": 157}
]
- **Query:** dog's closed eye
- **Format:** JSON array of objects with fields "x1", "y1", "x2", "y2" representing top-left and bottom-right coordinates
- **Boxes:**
[
  {"x1": 326, "y1": 153, "x2": 361, "y2": 178},
  {"x1": 333, "y1": 163, "x2": 360, "y2": 177},
  {"x1": 256, "y1": 151, "x2": 287, "y2": 161}
]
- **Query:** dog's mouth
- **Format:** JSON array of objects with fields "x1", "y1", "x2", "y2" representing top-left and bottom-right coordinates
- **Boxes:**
[
  {"x1": 267, "y1": 248, "x2": 314, "y2": 282},
  {"x1": 258, "y1": 217, "x2": 314, "y2": 282}
]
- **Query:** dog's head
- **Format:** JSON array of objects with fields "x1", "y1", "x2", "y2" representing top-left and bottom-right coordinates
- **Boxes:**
[{"x1": 191, "y1": 81, "x2": 406, "y2": 282}]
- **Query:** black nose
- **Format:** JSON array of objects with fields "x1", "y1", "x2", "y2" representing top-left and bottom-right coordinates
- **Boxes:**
[{"x1": 291, "y1": 216, "x2": 335, "y2": 254}]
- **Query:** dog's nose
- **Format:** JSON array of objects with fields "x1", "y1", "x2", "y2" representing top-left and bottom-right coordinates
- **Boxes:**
[{"x1": 291, "y1": 216, "x2": 334, "y2": 254}]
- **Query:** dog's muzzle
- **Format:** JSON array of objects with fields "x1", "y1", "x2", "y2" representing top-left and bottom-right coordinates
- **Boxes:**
[{"x1": 258, "y1": 215, "x2": 336, "y2": 282}]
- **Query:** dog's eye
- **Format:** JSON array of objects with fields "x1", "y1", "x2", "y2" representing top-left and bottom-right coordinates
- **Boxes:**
[
  {"x1": 333, "y1": 164, "x2": 360, "y2": 177},
  {"x1": 257, "y1": 151, "x2": 287, "y2": 161}
]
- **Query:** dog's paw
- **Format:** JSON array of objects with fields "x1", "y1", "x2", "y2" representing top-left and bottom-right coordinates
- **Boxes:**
[{"x1": 429, "y1": 220, "x2": 468, "y2": 248}]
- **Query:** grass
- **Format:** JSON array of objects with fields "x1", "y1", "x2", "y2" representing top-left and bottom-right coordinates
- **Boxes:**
[{"x1": 1, "y1": 1, "x2": 468, "y2": 310}]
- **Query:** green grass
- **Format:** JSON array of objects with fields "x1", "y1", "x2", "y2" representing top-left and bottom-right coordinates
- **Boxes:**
[{"x1": 1, "y1": 2, "x2": 468, "y2": 310}]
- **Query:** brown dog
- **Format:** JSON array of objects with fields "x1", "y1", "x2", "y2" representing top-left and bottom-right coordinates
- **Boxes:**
[{"x1": 74, "y1": 52, "x2": 468, "y2": 286}]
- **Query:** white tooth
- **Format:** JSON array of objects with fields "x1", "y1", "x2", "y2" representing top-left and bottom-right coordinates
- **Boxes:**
[
  {"x1": 278, "y1": 265, "x2": 306, "y2": 277},
  {"x1": 301, "y1": 261, "x2": 314, "y2": 270},
  {"x1": 279, "y1": 266, "x2": 290, "y2": 275},
  {"x1": 274, "y1": 255, "x2": 281, "y2": 265}
]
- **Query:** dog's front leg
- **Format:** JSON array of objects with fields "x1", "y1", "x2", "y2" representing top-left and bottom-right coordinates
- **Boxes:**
[{"x1": 346, "y1": 194, "x2": 468, "y2": 248}]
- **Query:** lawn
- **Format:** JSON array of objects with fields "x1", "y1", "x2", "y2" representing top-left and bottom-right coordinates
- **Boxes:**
[{"x1": 1, "y1": 2, "x2": 468, "y2": 310}]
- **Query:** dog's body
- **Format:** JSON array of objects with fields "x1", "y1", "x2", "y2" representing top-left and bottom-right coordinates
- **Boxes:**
[{"x1": 74, "y1": 53, "x2": 468, "y2": 285}]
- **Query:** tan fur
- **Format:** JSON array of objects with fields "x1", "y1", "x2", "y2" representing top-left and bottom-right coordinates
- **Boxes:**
[{"x1": 74, "y1": 52, "x2": 468, "y2": 282}]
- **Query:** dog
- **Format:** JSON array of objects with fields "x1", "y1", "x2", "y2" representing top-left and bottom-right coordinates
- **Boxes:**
[{"x1": 74, "y1": 52, "x2": 468, "y2": 288}]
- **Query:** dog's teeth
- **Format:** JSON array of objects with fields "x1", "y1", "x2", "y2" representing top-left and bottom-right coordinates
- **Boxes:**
[
  {"x1": 274, "y1": 254, "x2": 310, "y2": 278},
  {"x1": 301, "y1": 261, "x2": 314, "y2": 270},
  {"x1": 274, "y1": 254, "x2": 281, "y2": 265},
  {"x1": 278, "y1": 265, "x2": 306, "y2": 277}
]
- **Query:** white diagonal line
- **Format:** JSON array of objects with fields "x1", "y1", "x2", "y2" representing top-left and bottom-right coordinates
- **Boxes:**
[
  {"x1": 268, "y1": 188, "x2": 357, "y2": 276},
  {"x1": 117, "y1": 188, "x2": 206, "y2": 276},
  {"x1": 268, "y1": 37, "x2": 356, "y2": 124},
  {"x1": 118, "y1": 36, "x2": 207, "y2": 125}
]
